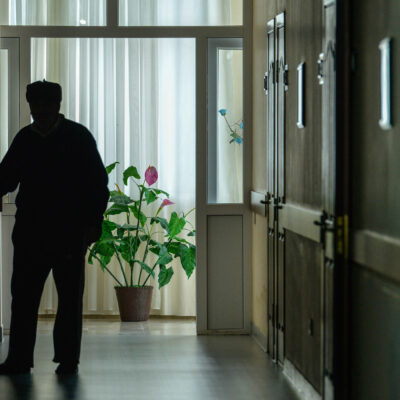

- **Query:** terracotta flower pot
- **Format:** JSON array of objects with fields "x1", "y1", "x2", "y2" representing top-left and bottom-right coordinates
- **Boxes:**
[{"x1": 114, "y1": 286, "x2": 153, "y2": 322}]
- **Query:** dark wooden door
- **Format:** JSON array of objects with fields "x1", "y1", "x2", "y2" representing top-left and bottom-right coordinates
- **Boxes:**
[
  {"x1": 281, "y1": 0, "x2": 325, "y2": 393},
  {"x1": 265, "y1": 2, "x2": 338, "y2": 396},
  {"x1": 348, "y1": 0, "x2": 400, "y2": 398}
]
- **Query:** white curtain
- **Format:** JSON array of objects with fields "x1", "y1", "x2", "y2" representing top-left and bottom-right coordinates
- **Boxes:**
[
  {"x1": 14, "y1": 0, "x2": 240, "y2": 317},
  {"x1": 31, "y1": 37, "x2": 197, "y2": 317}
]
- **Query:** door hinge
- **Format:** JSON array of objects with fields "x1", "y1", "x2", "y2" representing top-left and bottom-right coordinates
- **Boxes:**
[
  {"x1": 264, "y1": 72, "x2": 268, "y2": 94},
  {"x1": 284, "y1": 64, "x2": 289, "y2": 90}
]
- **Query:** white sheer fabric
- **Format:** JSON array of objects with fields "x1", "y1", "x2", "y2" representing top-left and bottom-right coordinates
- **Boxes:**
[
  {"x1": 14, "y1": 0, "x2": 239, "y2": 317},
  {"x1": 119, "y1": 0, "x2": 241, "y2": 26},
  {"x1": 31, "y1": 37, "x2": 196, "y2": 316},
  {"x1": 9, "y1": 0, "x2": 106, "y2": 26}
]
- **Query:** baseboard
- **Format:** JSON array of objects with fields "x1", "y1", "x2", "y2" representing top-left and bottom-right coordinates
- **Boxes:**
[
  {"x1": 250, "y1": 322, "x2": 268, "y2": 352},
  {"x1": 283, "y1": 359, "x2": 321, "y2": 400}
]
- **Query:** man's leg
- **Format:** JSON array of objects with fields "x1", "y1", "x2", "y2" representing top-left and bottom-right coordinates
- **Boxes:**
[
  {"x1": 5, "y1": 246, "x2": 51, "y2": 369},
  {"x1": 52, "y1": 249, "x2": 86, "y2": 367}
]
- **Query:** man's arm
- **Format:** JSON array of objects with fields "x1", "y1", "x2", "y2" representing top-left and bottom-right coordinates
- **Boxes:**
[
  {"x1": 83, "y1": 131, "x2": 110, "y2": 244},
  {"x1": 0, "y1": 134, "x2": 21, "y2": 198}
]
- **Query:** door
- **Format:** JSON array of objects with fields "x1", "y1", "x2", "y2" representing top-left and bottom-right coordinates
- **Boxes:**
[
  {"x1": 196, "y1": 37, "x2": 252, "y2": 334},
  {"x1": 0, "y1": 37, "x2": 19, "y2": 339},
  {"x1": 265, "y1": 0, "x2": 337, "y2": 395},
  {"x1": 265, "y1": 12, "x2": 286, "y2": 364},
  {"x1": 348, "y1": 0, "x2": 400, "y2": 398}
]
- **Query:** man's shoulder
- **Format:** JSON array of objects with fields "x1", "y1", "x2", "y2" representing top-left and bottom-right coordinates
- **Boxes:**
[
  {"x1": 13, "y1": 125, "x2": 32, "y2": 142},
  {"x1": 63, "y1": 117, "x2": 91, "y2": 134},
  {"x1": 62, "y1": 118, "x2": 94, "y2": 142}
]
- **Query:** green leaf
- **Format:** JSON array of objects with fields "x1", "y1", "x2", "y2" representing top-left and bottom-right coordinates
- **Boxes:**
[
  {"x1": 150, "y1": 217, "x2": 169, "y2": 233},
  {"x1": 168, "y1": 212, "x2": 186, "y2": 238},
  {"x1": 134, "y1": 260, "x2": 155, "y2": 278},
  {"x1": 179, "y1": 244, "x2": 196, "y2": 278},
  {"x1": 167, "y1": 241, "x2": 181, "y2": 257},
  {"x1": 187, "y1": 230, "x2": 196, "y2": 237},
  {"x1": 121, "y1": 223, "x2": 142, "y2": 231},
  {"x1": 117, "y1": 227, "x2": 125, "y2": 239},
  {"x1": 119, "y1": 236, "x2": 140, "y2": 263},
  {"x1": 153, "y1": 188, "x2": 170, "y2": 198},
  {"x1": 171, "y1": 237, "x2": 192, "y2": 246},
  {"x1": 129, "y1": 205, "x2": 147, "y2": 227},
  {"x1": 104, "y1": 203, "x2": 129, "y2": 216},
  {"x1": 123, "y1": 166, "x2": 141, "y2": 184},
  {"x1": 109, "y1": 190, "x2": 121, "y2": 197},
  {"x1": 140, "y1": 234, "x2": 149, "y2": 241},
  {"x1": 101, "y1": 220, "x2": 118, "y2": 239},
  {"x1": 158, "y1": 265, "x2": 174, "y2": 289},
  {"x1": 149, "y1": 246, "x2": 160, "y2": 256},
  {"x1": 145, "y1": 190, "x2": 158, "y2": 205},
  {"x1": 156, "y1": 245, "x2": 173, "y2": 266},
  {"x1": 90, "y1": 240, "x2": 115, "y2": 269},
  {"x1": 105, "y1": 162, "x2": 119, "y2": 174},
  {"x1": 109, "y1": 193, "x2": 134, "y2": 205}
]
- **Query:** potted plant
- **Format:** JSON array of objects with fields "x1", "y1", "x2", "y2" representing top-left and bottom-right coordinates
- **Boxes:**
[{"x1": 88, "y1": 162, "x2": 196, "y2": 321}]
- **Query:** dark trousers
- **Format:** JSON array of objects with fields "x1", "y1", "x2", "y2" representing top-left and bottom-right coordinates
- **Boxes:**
[{"x1": 5, "y1": 244, "x2": 86, "y2": 368}]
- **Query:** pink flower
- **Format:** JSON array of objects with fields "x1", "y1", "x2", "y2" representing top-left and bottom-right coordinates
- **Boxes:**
[
  {"x1": 161, "y1": 199, "x2": 174, "y2": 208},
  {"x1": 145, "y1": 166, "x2": 158, "y2": 186}
]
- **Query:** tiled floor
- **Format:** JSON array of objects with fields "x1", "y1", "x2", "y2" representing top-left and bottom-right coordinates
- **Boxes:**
[{"x1": 0, "y1": 318, "x2": 300, "y2": 400}]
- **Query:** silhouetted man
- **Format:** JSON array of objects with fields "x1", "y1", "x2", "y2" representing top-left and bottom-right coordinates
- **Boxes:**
[{"x1": 0, "y1": 80, "x2": 109, "y2": 375}]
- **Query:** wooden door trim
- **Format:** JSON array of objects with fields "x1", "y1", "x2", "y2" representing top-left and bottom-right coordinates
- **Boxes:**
[
  {"x1": 280, "y1": 203, "x2": 322, "y2": 243},
  {"x1": 351, "y1": 229, "x2": 400, "y2": 284}
]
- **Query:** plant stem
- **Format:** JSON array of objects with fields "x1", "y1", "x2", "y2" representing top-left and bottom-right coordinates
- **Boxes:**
[
  {"x1": 88, "y1": 250, "x2": 124, "y2": 287},
  {"x1": 138, "y1": 219, "x2": 155, "y2": 285},
  {"x1": 184, "y1": 207, "x2": 195, "y2": 218},
  {"x1": 138, "y1": 240, "x2": 150, "y2": 285},
  {"x1": 112, "y1": 242, "x2": 129, "y2": 286},
  {"x1": 132, "y1": 184, "x2": 145, "y2": 286},
  {"x1": 127, "y1": 211, "x2": 134, "y2": 287},
  {"x1": 142, "y1": 238, "x2": 173, "y2": 287},
  {"x1": 141, "y1": 260, "x2": 158, "y2": 287}
]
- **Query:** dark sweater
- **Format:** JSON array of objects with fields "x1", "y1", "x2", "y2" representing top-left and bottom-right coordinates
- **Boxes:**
[{"x1": 0, "y1": 115, "x2": 109, "y2": 249}]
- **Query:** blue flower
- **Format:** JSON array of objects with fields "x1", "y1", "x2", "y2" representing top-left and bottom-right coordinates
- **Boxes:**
[
  {"x1": 235, "y1": 137, "x2": 243, "y2": 144},
  {"x1": 239, "y1": 121, "x2": 244, "y2": 129},
  {"x1": 218, "y1": 109, "x2": 227, "y2": 116}
]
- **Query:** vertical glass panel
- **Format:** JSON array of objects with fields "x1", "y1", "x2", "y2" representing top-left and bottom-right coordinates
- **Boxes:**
[
  {"x1": 0, "y1": 38, "x2": 19, "y2": 203},
  {"x1": 208, "y1": 38, "x2": 243, "y2": 204},
  {"x1": 119, "y1": 0, "x2": 242, "y2": 26},
  {"x1": 8, "y1": 0, "x2": 106, "y2": 26},
  {"x1": 0, "y1": 49, "x2": 8, "y2": 160}
]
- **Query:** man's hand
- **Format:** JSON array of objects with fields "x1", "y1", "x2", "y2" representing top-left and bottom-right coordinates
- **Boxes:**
[{"x1": 85, "y1": 223, "x2": 103, "y2": 246}]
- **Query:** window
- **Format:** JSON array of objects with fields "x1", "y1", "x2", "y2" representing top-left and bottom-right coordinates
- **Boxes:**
[
  {"x1": 7, "y1": 0, "x2": 106, "y2": 26},
  {"x1": 119, "y1": 0, "x2": 242, "y2": 26}
]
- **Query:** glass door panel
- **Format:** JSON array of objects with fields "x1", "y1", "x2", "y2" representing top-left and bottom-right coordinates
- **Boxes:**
[
  {"x1": 0, "y1": 38, "x2": 19, "y2": 203},
  {"x1": 207, "y1": 38, "x2": 243, "y2": 204}
]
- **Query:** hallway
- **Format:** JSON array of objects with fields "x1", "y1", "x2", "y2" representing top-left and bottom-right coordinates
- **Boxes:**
[{"x1": 0, "y1": 318, "x2": 300, "y2": 400}]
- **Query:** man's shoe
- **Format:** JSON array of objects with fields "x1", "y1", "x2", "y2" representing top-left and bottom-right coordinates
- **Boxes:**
[
  {"x1": 55, "y1": 363, "x2": 78, "y2": 375},
  {"x1": 0, "y1": 362, "x2": 31, "y2": 375}
]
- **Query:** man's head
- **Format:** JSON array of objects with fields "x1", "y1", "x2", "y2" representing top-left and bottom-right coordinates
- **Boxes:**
[{"x1": 26, "y1": 80, "x2": 62, "y2": 129}]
